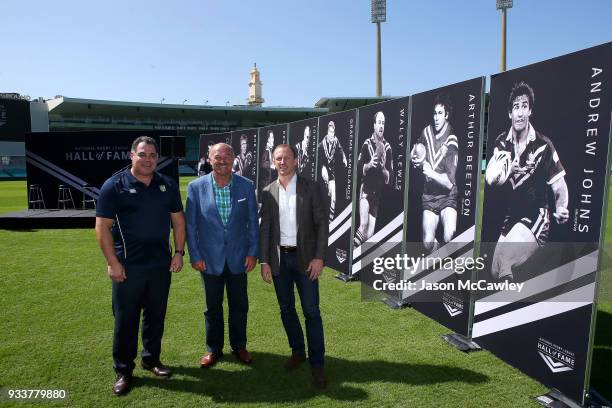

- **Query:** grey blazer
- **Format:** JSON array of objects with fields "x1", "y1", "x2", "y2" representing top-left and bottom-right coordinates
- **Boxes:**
[{"x1": 259, "y1": 175, "x2": 329, "y2": 276}]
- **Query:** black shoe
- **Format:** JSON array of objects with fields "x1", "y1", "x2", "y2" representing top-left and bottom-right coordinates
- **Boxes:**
[
  {"x1": 112, "y1": 373, "x2": 132, "y2": 396},
  {"x1": 141, "y1": 360, "x2": 172, "y2": 377}
]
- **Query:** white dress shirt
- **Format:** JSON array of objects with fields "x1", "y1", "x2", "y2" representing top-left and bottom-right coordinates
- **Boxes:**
[{"x1": 279, "y1": 173, "x2": 297, "y2": 246}]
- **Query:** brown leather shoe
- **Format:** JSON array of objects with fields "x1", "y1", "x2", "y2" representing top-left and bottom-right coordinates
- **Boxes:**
[
  {"x1": 200, "y1": 351, "x2": 223, "y2": 368},
  {"x1": 284, "y1": 353, "x2": 306, "y2": 371},
  {"x1": 232, "y1": 349, "x2": 253, "y2": 364},
  {"x1": 112, "y1": 373, "x2": 132, "y2": 396},
  {"x1": 311, "y1": 367, "x2": 327, "y2": 389},
  {"x1": 141, "y1": 360, "x2": 172, "y2": 377}
]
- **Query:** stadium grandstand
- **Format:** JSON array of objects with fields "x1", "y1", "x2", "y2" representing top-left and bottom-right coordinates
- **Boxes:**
[
  {"x1": 0, "y1": 85, "x2": 485, "y2": 180},
  {"x1": 0, "y1": 93, "x2": 395, "y2": 179}
]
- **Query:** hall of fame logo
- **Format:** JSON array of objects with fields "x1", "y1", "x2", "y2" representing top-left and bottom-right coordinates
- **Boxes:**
[
  {"x1": 537, "y1": 337, "x2": 575, "y2": 373},
  {"x1": 335, "y1": 248, "x2": 347, "y2": 264},
  {"x1": 442, "y1": 292, "x2": 464, "y2": 317}
]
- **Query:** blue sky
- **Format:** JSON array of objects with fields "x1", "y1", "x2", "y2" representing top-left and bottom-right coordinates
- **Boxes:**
[{"x1": 2, "y1": 0, "x2": 610, "y2": 107}]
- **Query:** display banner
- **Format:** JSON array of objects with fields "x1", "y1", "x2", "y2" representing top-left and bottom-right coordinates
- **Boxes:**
[
  {"x1": 198, "y1": 132, "x2": 232, "y2": 176},
  {"x1": 0, "y1": 98, "x2": 31, "y2": 142},
  {"x1": 400, "y1": 78, "x2": 485, "y2": 335},
  {"x1": 199, "y1": 132, "x2": 233, "y2": 161},
  {"x1": 351, "y1": 97, "x2": 409, "y2": 289},
  {"x1": 316, "y1": 110, "x2": 357, "y2": 275},
  {"x1": 257, "y1": 124, "x2": 287, "y2": 199},
  {"x1": 474, "y1": 43, "x2": 612, "y2": 404},
  {"x1": 288, "y1": 118, "x2": 318, "y2": 181},
  {"x1": 230, "y1": 129, "x2": 258, "y2": 185},
  {"x1": 25, "y1": 130, "x2": 179, "y2": 209}
]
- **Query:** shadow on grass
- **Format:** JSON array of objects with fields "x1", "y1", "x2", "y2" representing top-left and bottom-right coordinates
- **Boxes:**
[
  {"x1": 590, "y1": 309, "x2": 612, "y2": 402},
  {"x1": 133, "y1": 352, "x2": 489, "y2": 403},
  {"x1": 594, "y1": 309, "x2": 612, "y2": 348}
]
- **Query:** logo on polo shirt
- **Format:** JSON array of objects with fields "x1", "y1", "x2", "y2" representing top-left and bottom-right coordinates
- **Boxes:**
[
  {"x1": 129, "y1": 188, "x2": 137, "y2": 194},
  {"x1": 160, "y1": 185, "x2": 166, "y2": 192}
]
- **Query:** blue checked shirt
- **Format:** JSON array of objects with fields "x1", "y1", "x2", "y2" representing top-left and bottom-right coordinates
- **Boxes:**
[{"x1": 212, "y1": 176, "x2": 232, "y2": 225}]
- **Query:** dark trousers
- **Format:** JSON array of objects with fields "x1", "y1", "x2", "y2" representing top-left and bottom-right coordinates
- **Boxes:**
[
  {"x1": 201, "y1": 264, "x2": 248, "y2": 353},
  {"x1": 112, "y1": 268, "x2": 171, "y2": 375},
  {"x1": 273, "y1": 252, "x2": 325, "y2": 367}
]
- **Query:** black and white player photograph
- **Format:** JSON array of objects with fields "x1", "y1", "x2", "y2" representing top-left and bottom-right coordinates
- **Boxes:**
[
  {"x1": 289, "y1": 118, "x2": 318, "y2": 181},
  {"x1": 353, "y1": 99, "x2": 408, "y2": 250},
  {"x1": 259, "y1": 130, "x2": 275, "y2": 188},
  {"x1": 198, "y1": 132, "x2": 232, "y2": 176},
  {"x1": 296, "y1": 126, "x2": 311, "y2": 174},
  {"x1": 232, "y1": 134, "x2": 253, "y2": 176},
  {"x1": 354, "y1": 110, "x2": 393, "y2": 247},
  {"x1": 405, "y1": 78, "x2": 484, "y2": 259},
  {"x1": 474, "y1": 44, "x2": 611, "y2": 404},
  {"x1": 352, "y1": 97, "x2": 408, "y2": 286},
  {"x1": 316, "y1": 110, "x2": 356, "y2": 275},
  {"x1": 410, "y1": 93, "x2": 459, "y2": 253},
  {"x1": 231, "y1": 129, "x2": 257, "y2": 183},
  {"x1": 257, "y1": 124, "x2": 287, "y2": 197},
  {"x1": 403, "y1": 79, "x2": 484, "y2": 334},
  {"x1": 353, "y1": 98, "x2": 408, "y2": 250},
  {"x1": 479, "y1": 44, "x2": 612, "y2": 288},
  {"x1": 197, "y1": 151, "x2": 211, "y2": 177},
  {"x1": 318, "y1": 119, "x2": 348, "y2": 222},
  {"x1": 484, "y1": 81, "x2": 569, "y2": 282}
]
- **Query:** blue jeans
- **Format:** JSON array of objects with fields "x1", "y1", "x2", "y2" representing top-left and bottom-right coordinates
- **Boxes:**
[
  {"x1": 273, "y1": 252, "x2": 325, "y2": 368},
  {"x1": 201, "y1": 264, "x2": 248, "y2": 353}
]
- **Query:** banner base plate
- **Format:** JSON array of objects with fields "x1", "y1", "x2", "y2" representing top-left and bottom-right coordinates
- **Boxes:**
[
  {"x1": 381, "y1": 296, "x2": 409, "y2": 309},
  {"x1": 534, "y1": 387, "x2": 610, "y2": 408},
  {"x1": 335, "y1": 273, "x2": 359, "y2": 282},
  {"x1": 585, "y1": 389, "x2": 612, "y2": 408},
  {"x1": 442, "y1": 333, "x2": 481, "y2": 353}
]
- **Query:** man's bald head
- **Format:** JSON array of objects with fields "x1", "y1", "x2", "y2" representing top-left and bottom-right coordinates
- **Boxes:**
[
  {"x1": 209, "y1": 143, "x2": 234, "y2": 180},
  {"x1": 209, "y1": 143, "x2": 234, "y2": 160}
]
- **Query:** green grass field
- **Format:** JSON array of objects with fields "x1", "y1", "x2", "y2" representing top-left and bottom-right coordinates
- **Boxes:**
[{"x1": 0, "y1": 178, "x2": 610, "y2": 407}]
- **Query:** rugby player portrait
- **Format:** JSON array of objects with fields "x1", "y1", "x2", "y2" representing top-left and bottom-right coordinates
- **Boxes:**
[
  {"x1": 410, "y1": 94, "x2": 459, "y2": 253},
  {"x1": 354, "y1": 111, "x2": 394, "y2": 247},
  {"x1": 484, "y1": 81, "x2": 569, "y2": 281}
]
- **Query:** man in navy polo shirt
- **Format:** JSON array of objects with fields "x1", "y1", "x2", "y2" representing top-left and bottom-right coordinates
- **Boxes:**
[{"x1": 95, "y1": 136, "x2": 186, "y2": 396}]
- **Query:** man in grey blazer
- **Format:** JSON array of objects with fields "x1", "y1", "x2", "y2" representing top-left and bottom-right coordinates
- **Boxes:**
[{"x1": 259, "y1": 144, "x2": 329, "y2": 389}]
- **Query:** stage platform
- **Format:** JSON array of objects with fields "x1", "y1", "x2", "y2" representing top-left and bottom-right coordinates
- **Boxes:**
[{"x1": 0, "y1": 209, "x2": 96, "y2": 229}]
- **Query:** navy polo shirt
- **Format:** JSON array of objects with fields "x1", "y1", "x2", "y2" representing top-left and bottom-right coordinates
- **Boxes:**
[{"x1": 96, "y1": 169, "x2": 183, "y2": 271}]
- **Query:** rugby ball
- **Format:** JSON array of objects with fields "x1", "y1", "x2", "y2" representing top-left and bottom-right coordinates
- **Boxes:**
[
  {"x1": 485, "y1": 150, "x2": 512, "y2": 186},
  {"x1": 412, "y1": 143, "x2": 426, "y2": 164},
  {"x1": 321, "y1": 165, "x2": 329, "y2": 183}
]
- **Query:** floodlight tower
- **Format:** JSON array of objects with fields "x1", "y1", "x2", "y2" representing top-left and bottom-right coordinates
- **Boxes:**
[
  {"x1": 497, "y1": 0, "x2": 513, "y2": 72},
  {"x1": 371, "y1": 0, "x2": 386, "y2": 97}
]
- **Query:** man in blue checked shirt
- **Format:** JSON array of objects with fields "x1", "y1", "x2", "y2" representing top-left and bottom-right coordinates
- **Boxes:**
[{"x1": 186, "y1": 143, "x2": 259, "y2": 368}]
